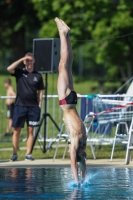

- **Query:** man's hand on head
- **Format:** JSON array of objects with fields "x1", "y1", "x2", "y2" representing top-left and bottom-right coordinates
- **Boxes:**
[{"x1": 23, "y1": 56, "x2": 34, "y2": 62}]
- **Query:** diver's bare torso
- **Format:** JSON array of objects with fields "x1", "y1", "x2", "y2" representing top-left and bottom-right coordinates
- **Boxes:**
[{"x1": 60, "y1": 105, "x2": 86, "y2": 143}]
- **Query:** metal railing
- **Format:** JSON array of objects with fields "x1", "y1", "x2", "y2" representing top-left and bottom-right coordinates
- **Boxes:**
[
  {"x1": 0, "y1": 95, "x2": 86, "y2": 141},
  {"x1": 1, "y1": 94, "x2": 133, "y2": 142}
]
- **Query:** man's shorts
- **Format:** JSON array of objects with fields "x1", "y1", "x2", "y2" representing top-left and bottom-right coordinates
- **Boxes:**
[
  {"x1": 12, "y1": 105, "x2": 41, "y2": 128},
  {"x1": 7, "y1": 103, "x2": 14, "y2": 119}
]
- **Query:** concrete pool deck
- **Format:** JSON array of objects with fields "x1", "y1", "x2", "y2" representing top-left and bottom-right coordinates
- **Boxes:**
[{"x1": 0, "y1": 158, "x2": 133, "y2": 168}]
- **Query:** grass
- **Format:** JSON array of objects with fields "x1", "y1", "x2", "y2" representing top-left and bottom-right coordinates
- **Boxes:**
[{"x1": 0, "y1": 142, "x2": 127, "y2": 160}]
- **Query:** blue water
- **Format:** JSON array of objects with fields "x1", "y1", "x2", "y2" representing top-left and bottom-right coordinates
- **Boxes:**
[{"x1": 0, "y1": 167, "x2": 133, "y2": 199}]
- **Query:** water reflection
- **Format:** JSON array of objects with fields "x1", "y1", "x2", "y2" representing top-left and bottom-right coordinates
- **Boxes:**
[
  {"x1": 70, "y1": 188, "x2": 79, "y2": 200},
  {"x1": 0, "y1": 168, "x2": 133, "y2": 199},
  {"x1": 70, "y1": 188, "x2": 85, "y2": 200}
]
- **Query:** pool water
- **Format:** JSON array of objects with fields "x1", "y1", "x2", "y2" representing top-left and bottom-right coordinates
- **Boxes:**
[{"x1": 0, "y1": 167, "x2": 133, "y2": 199}]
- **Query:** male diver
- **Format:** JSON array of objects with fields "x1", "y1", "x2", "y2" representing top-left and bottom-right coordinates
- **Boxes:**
[{"x1": 55, "y1": 17, "x2": 87, "y2": 184}]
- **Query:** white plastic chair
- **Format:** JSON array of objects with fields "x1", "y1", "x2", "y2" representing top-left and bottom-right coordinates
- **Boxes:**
[
  {"x1": 110, "y1": 122, "x2": 129, "y2": 162},
  {"x1": 84, "y1": 114, "x2": 96, "y2": 159},
  {"x1": 53, "y1": 123, "x2": 69, "y2": 161}
]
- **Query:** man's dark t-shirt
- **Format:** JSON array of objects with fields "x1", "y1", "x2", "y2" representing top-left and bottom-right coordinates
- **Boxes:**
[{"x1": 12, "y1": 68, "x2": 45, "y2": 106}]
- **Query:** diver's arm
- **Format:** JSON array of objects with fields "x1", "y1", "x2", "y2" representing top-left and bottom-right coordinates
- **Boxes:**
[{"x1": 79, "y1": 160, "x2": 86, "y2": 183}]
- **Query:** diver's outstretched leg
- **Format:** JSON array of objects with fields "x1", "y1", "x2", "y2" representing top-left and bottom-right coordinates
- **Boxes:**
[
  {"x1": 54, "y1": 17, "x2": 72, "y2": 99},
  {"x1": 59, "y1": 19, "x2": 74, "y2": 91}
]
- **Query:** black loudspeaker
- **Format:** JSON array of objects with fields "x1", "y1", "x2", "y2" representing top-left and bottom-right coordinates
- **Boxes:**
[{"x1": 33, "y1": 38, "x2": 60, "y2": 73}]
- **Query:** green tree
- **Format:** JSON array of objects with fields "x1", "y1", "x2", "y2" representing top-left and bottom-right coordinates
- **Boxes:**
[
  {"x1": 0, "y1": 0, "x2": 40, "y2": 70},
  {"x1": 91, "y1": 0, "x2": 133, "y2": 81},
  {"x1": 32, "y1": 0, "x2": 133, "y2": 81}
]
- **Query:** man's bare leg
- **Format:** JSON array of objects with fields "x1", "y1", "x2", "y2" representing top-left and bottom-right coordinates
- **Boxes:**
[
  {"x1": 12, "y1": 128, "x2": 21, "y2": 154},
  {"x1": 59, "y1": 19, "x2": 74, "y2": 90},
  {"x1": 26, "y1": 126, "x2": 34, "y2": 155},
  {"x1": 55, "y1": 17, "x2": 71, "y2": 99},
  {"x1": 6, "y1": 119, "x2": 12, "y2": 133},
  {"x1": 67, "y1": 34, "x2": 74, "y2": 90}
]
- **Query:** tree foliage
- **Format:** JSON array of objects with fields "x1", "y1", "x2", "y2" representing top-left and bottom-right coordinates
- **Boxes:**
[
  {"x1": 32, "y1": 0, "x2": 133, "y2": 81},
  {"x1": 1, "y1": 0, "x2": 133, "y2": 82},
  {"x1": 0, "y1": 0, "x2": 40, "y2": 69}
]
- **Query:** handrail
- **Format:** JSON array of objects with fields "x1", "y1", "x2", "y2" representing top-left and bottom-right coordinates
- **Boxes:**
[{"x1": 1, "y1": 94, "x2": 133, "y2": 99}]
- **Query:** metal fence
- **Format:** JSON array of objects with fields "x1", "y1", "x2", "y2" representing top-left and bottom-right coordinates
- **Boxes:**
[
  {"x1": 0, "y1": 95, "x2": 86, "y2": 141},
  {"x1": 0, "y1": 94, "x2": 133, "y2": 143}
]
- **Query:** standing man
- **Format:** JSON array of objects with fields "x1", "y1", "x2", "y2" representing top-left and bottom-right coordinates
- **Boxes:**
[
  {"x1": 4, "y1": 78, "x2": 16, "y2": 136},
  {"x1": 7, "y1": 52, "x2": 45, "y2": 161},
  {"x1": 55, "y1": 18, "x2": 87, "y2": 185}
]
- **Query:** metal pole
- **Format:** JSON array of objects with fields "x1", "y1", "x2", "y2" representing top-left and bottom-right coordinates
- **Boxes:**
[{"x1": 43, "y1": 73, "x2": 48, "y2": 152}]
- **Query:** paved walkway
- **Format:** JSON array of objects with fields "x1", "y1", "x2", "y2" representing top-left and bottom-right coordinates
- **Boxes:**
[
  {"x1": 0, "y1": 158, "x2": 133, "y2": 168},
  {"x1": 0, "y1": 146, "x2": 133, "y2": 168}
]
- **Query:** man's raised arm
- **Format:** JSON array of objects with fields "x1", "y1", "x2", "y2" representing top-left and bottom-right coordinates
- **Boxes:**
[{"x1": 7, "y1": 56, "x2": 31, "y2": 74}]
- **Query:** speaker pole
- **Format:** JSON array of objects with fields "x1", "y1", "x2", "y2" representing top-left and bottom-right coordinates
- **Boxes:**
[
  {"x1": 43, "y1": 73, "x2": 48, "y2": 153},
  {"x1": 30, "y1": 73, "x2": 61, "y2": 154}
]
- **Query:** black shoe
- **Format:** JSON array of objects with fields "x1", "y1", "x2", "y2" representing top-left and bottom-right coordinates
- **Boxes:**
[
  {"x1": 25, "y1": 155, "x2": 34, "y2": 161},
  {"x1": 4, "y1": 132, "x2": 13, "y2": 137},
  {"x1": 10, "y1": 154, "x2": 18, "y2": 161}
]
